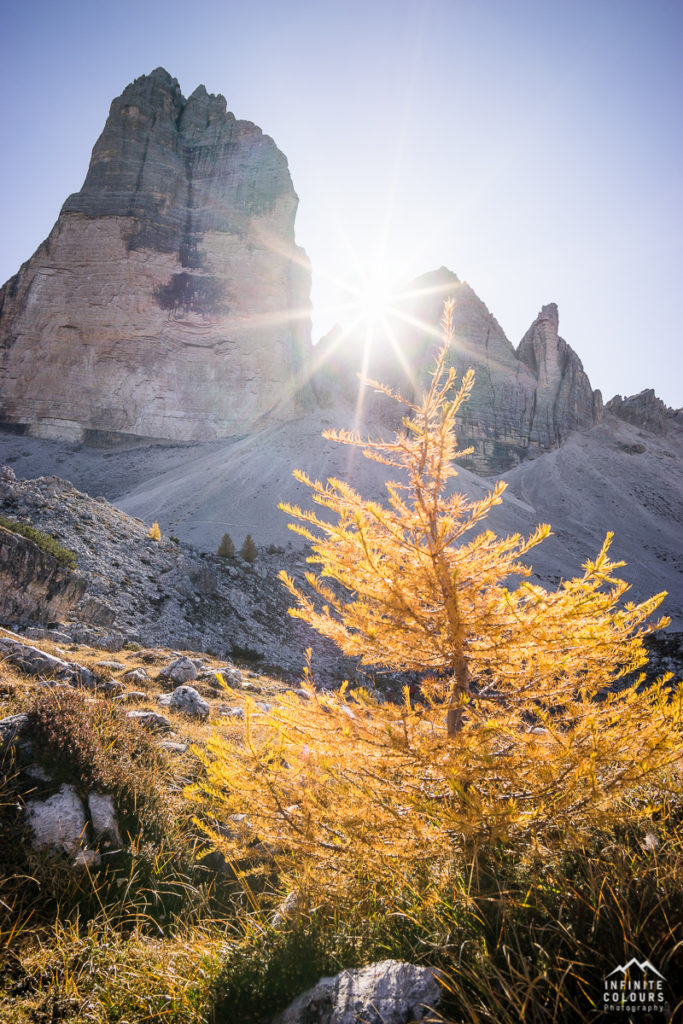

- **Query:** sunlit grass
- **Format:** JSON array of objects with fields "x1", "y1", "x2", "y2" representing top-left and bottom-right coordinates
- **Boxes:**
[{"x1": 1, "y1": 629, "x2": 681, "y2": 1022}]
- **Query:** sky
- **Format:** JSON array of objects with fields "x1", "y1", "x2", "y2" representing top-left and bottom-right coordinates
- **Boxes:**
[{"x1": 1, "y1": 0, "x2": 681, "y2": 406}]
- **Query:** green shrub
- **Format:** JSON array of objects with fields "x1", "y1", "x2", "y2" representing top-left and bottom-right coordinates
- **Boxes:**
[{"x1": 0, "y1": 515, "x2": 77, "y2": 568}]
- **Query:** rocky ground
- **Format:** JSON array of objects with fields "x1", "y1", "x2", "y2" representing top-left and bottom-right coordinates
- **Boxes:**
[
  {"x1": 0, "y1": 455, "x2": 680, "y2": 686},
  {"x1": 0, "y1": 464, "x2": 356, "y2": 682}
]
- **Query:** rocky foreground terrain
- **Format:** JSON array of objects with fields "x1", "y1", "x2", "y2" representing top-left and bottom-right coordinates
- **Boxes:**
[
  {"x1": 0, "y1": 448, "x2": 680, "y2": 683},
  {"x1": 0, "y1": 617, "x2": 448, "y2": 1023}
]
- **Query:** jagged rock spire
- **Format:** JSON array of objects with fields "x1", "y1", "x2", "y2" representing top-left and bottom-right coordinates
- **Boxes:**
[{"x1": 518, "y1": 303, "x2": 603, "y2": 448}]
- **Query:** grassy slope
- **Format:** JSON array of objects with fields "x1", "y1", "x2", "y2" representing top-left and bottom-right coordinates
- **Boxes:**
[{"x1": 1, "y1": 631, "x2": 682, "y2": 1024}]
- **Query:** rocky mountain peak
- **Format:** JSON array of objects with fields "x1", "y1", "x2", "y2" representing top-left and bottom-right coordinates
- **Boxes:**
[
  {"x1": 517, "y1": 303, "x2": 602, "y2": 448},
  {"x1": 180, "y1": 84, "x2": 235, "y2": 139},
  {"x1": 537, "y1": 302, "x2": 559, "y2": 328},
  {"x1": 0, "y1": 70, "x2": 312, "y2": 444},
  {"x1": 121, "y1": 66, "x2": 183, "y2": 106},
  {"x1": 606, "y1": 389, "x2": 677, "y2": 434},
  {"x1": 314, "y1": 271, "x2": 603, "y2": 472},
  {"x1": 141, "y1": 65, "x2": 179, "y2": 86}
]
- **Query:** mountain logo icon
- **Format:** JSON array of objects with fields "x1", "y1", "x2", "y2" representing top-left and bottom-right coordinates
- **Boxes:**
[
  {"x1": 603, "y1": 956, "x2": 667, "y2": 1013},
  {"x1": 605, "y1": 958, "x2": 665, "y2": 980}
]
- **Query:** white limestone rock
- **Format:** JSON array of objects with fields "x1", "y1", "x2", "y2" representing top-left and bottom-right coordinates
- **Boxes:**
[
  {"x1": 270, "y1": 959, "x2": 442, "y2": 1024},
  {"x1": 159, "y1": 657, "x2": 198, "y2": 684},
  {"x1": 26, "y1": 783, "x2": 88, "y2": 854},
  {"x1": 87, "y1": 792, "x2": 122, "y2": 849},
  {"x1": 158, "y1": 684, "x2": 209, "y2": 720}
]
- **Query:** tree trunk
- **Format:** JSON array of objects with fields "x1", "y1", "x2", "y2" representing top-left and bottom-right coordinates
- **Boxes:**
[{"x1": 446, "y1": 647, "x2": 469, "y2": 738}]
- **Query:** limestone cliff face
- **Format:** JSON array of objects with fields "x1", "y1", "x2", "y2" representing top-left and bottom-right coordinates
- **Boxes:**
[
  {"x1": 0, "y1": 68, "x2": 312, "y2": 442},
  {"x1": 0, "y1": 527, "x2": 87, "y2": 625},
  {"x1": 517, "y1": 303, "x2": 603, "y2": 448},
  {"x1": 314, "y1": 268, "x2": 603, "y2": 473}
]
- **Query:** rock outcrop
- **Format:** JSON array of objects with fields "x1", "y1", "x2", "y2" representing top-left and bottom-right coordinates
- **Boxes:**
[
  {"x1": 0, "y1": 466, "x2": 354, "y2": 678},
  {"x1": 606, "y1": 389, "x2": 677, "y2": 434},
  {"x1": 313, "y1": 268, "x2": 603, "y2": 472},
  {"x1": 0, "y1": 526, "x2": 87, "y2": 626},
  {"x1": 0, "y1": 68, "x2": 312, "y2": 443},
  {"x1": 517, "y1": 302, "x2": 603, "y2": 447}
]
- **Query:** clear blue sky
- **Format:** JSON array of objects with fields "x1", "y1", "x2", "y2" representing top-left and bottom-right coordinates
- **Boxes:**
[{"x1": 1, "y1": 0, "x2": 681, "y2": 406}]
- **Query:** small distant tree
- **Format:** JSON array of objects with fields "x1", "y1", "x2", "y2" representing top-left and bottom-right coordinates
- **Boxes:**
[
  {"x1": 240, "y1": 533, "x2": 257, "y2": 563},
  {"x1": 217, "y1": 532, "x2": 235, "y2": 558},
  {"x1": 147, "y1": 521, "x2": 162, "y2": 541}
]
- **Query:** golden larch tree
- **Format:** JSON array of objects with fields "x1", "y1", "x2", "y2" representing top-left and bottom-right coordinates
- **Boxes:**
[
  {"x1": 191, "y1": 301, "x2": 680, "y2": 899},
  {"x1": 279, "y1": 301, "x2": 667, "y2": 736}
]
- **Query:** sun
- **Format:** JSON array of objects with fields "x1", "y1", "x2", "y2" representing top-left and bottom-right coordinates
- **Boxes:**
[
  {"x1": 337, "y1": 268, "x2": 405, "y2": 341},
  {"x1": 353, "y1": 272, "x2": 398, "y2": 326}
]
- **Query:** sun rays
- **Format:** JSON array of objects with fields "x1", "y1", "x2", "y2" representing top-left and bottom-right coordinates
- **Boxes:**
[
  {"x1": 226, "y1": 233, "x2": 465, "y2": 434},
  {"x1": 228, "y1": 223, "x2": 534, "y2": 447}
]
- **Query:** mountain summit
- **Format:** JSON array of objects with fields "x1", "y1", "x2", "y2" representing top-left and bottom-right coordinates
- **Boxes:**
[
  {"x1": 0, "y1": 69, "x2": 312, "y2": 444},
  {"x1": 1, "y1": 72, "x2": 604, "y2": 474}
]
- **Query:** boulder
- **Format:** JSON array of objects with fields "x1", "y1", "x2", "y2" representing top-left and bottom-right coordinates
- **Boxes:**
[
  {"x1": 24, "y1": 627, "x2": 74, "y2": 643},
  {"x1": 270, "y1": 960, "x2": 442, "y2": 1024},
  {"x1": 123, "y1": 668, "x2": 149, "y2": 684},
  {"x1": 0, "y1": 713, "x2": 29, "y2": 745},
  {"x1": 25, "y1": 783, "x2": 88, "y2": 854},
  {"x1": 200, "y1": 665, "x2": 243, "y2": 686},
  {"x1": 87, "y1": 792, "x2": 122, "y2": 849},
  {"x1": 159, "y1": 657, "x2": 198, "y2": 684},
  {"x1": 219, "y1": 706, "x2": 245, "y2": 721},
  {"x1": 158, "y1": 684, "x2": 210, "y2": 720},
  {"x1": 158, "y1": 740, "x2": 189, "y2": 754},
  {"x1": 0, "y1": 636, "x2": 95, "y2": 688},
  {"x1": 112, "y1": 690, "x2": 147, "y2": 703},
  {"x1": 125, "y1": 710, "x2": 172, "y2": 732}
]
